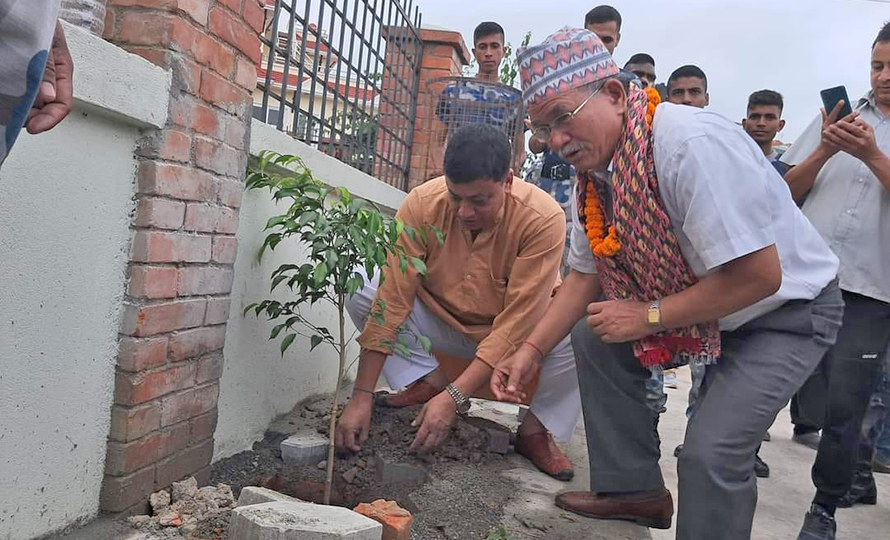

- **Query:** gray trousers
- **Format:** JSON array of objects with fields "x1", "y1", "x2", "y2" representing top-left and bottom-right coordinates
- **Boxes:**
[{"x1": 572, "y1": 280, "x2": 843, "y2": 540}]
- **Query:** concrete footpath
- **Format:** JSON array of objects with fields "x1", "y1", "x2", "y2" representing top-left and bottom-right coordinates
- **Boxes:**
[{"x1": 491, "y1": 367, "x2": 890, "y2": 539}]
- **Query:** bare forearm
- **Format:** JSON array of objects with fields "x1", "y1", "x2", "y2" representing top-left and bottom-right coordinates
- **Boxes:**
[
  {"x1": 660, "y1": 245, "x2": 782, "y2": 330},
  {"x1": 525, "y1": 270, "x2": 602, "y2": 355},
  {"x1": 865, "y1": 152, "x2": 890, "y2": 193},
  {"x1": 352, "y1": 349, "x2": 387, "y2": 395},
  {"x1": 784, "y1": 147, "x2": 834, "y2": 201},
  {"x1": 452, "y1": 359, "x2": 493, "y2": 398}
]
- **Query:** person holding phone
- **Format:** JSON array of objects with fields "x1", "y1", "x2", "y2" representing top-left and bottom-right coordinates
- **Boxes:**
[{"x1": 780, "y1": 20, "x2": 890, "y2": 540}]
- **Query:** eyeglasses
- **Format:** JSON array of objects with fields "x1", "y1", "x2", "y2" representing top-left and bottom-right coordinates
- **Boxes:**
[{"x1": 530, "y1": 87, "x2": 600, "y2": 142}]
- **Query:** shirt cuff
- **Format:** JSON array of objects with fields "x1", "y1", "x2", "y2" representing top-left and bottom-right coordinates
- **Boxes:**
[
  {"x1": 475, "y1": 332, "x2": 517, "y2": 369},
  {"x1": 357, "y1": 320, "x2": 399, "y2": 355}
]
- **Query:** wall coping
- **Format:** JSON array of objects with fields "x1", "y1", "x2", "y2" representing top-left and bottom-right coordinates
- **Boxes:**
[
  {"x1": 64, "y1": 22, "x2": 170, "y2": 129},
  {"x1": 419, "y1": 27, "x2": 470, "y2": 66},
  {"x1": 249, "y1": 120, "x2": 407, "y2": 213}
]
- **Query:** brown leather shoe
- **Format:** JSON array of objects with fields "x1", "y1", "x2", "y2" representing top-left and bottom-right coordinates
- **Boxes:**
[
  {"x1": 515, "y1": 432, "x2": 574, "y2": 481},
  {"x1": 376, "y1": 380, "x2": 440, "y2": 408},
  {"x1": 555, "y1": 489, "x2": 673, "y2": 529}
]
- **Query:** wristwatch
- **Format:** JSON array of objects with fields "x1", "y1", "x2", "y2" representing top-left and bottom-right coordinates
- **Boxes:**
[
  {"x1": 647, "y1": 300, "x2": 665, "y2": 330},
  {"x1": 445, "y1": 384, "x2": 471, "y2": 415}
]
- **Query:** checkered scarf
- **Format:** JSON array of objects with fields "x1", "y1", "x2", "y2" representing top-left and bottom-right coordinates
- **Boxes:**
[{"x1": 579, "y1": 89, "x2": 721, "y2": 368}]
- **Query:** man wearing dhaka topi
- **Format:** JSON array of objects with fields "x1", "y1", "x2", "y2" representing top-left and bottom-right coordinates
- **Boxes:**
[{"x1": 490, "y1": 28, "x2": 843, "y2": 539}]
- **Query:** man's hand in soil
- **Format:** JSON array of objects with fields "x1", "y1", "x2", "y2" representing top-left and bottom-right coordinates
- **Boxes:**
[
  {"x1": 335, "y1": 392, "x2": 373, "y2": 453},
  {"x1": 491, "y1": 344, "x2": 542, "y2": 404},
  {"x1": 409, "y1": 391, "x2": 457, "y2": 453}
]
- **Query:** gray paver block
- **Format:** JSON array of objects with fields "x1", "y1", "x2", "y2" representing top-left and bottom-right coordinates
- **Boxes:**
[
  {"x1": 229, "y1": 501, "x2": 382, "y2": 539},
  {"x1": 464, "y1": 416, "x2": 512, "y2": 454},
  {"x1": 281, "y1": 431, "x2": 330, "y2": 465},
  {"x1": 374, "y1": 453, "x2": 429, "y2": 485},
  {"x1": 237, "y1": 486, "x2": 303, "y2": 507}
]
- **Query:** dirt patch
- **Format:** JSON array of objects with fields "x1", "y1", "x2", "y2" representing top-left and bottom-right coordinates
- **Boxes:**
[{"x1": 211, "y1": 395, "x2": 522, "y2": 539}]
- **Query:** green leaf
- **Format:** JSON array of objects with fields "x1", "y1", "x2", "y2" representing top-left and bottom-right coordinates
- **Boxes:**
[
  {"x1": 431, "y1": 225, "x2": 446, "y2": 246},
  {"x1": 271, "y1": 274, "x2": 289, "y2": 291},
  {"x1": 393, "y1": 342, "x2": 411, "y2": 358},
  {"x1": 280, "y1": 334, "x2": 296, "y2": 356},
  {"x1": 265, "y1": 215, "x2": 287, "y2": 230},
  {"x1": 298, "y1": 211, "x2": 318, "y2": 226},
  {"x1": 270, "y1": 323, "x2": 286, "y2": 340},
  {"x1": 313, "y1": 261, "x2": 329, "y2": 286},
  {"x1": 243, "y1": 303, "x2": 257, "y2": 316},
  {"x1": 410, "y1": 257, "x2": 427, "y2": 276},
  {"x1": 417, "y1": 335, "x2": 432, "y2": 354},
  {"x1": 310, "y1": 334, "x2": 323, "y2": 351}
]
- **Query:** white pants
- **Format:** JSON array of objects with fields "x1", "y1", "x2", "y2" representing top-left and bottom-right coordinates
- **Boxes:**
[{"x1": 346, "y1": 269, "x2": 582, "y2": 441}]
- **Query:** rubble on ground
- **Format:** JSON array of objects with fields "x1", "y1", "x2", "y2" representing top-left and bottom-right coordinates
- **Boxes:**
[{"x1": 125, "y1": 477, "x2": 235, "y2": 539}]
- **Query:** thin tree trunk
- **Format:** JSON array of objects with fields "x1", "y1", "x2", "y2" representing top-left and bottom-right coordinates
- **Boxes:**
[{"x1": 324, "y1": 294, "x2": 347, "y2": 505}]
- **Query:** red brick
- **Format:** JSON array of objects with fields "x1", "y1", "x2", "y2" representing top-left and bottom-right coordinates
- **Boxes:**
[
  {"x1": 121, "y1": 298, "x2": 208, "y2": 337},
  {"x1": 217, "y1": 0, "x2": 243, "y2": 13},
  {"x1": 216, "y1": 178, "x2": 243, "y2": 208},
  {"x1": 189, "y1": 410, "x2": 218, "y2": 445},
  {"x1": 125, "y1": 46, "x2": 172, "y2": 70},
  {"x1": 111, "y1": 0, "x2": 178, "y2": 7},
  {"x1": 242, "y1": 0, "x2": 265, "y2": 34},
  {"x1": 354, "y1": 500, "x2": 413, "y2": 540},
  {"x1": 117, "y1": 12, "x2": 176, "y2": 47},
  {"x1": 171, "y1": 56, "x2": 202, "y2": 95},
  {"x1": 178, "y1": 266, "x2": 235, "y2": 295},
  {"x1": 211, "y1": 236, "x2": 238, "y2": 264},
  {"x1": 192, "y1": 104, "x2": 221, "y2": 138},
  {"x1": 195, "y1": 138, "x2": 244, "y2": 178},
  {"x1": 169, "y1": 326, "x2": 227, "y2": 361},
  {"x1": 179, "y1": 0, "x2": 210, "y2": 26},
  {"x1": 196, "y1": 353, "x2": 225, "y2": 383},
  {"x1": 160, "y1": 383, "x2": 219, "y2": 427},
  {"x1": 103, "y1": 6, "x2": 117, "y2": 39},
  {"x1": 129, "y1": 265, "x2": 179, "y2": 299},
  {"x1": 134, "y1": 198, "x2": 186, "y2": 230},
  {"x1": 131, "y1": 231, "x2": 212, "y2": 263},
  {"x1": 119, "y1": 336, "x2": 169, "y2": 372},
  {"x1": 204, "y1": 298, "x2": 231, "y2": 325},
  {"x1": 155, "y1": 438, "x2": 214, "y2": 489},
  {"x1": 224, "y1": 116, "x2": 248, "y2": 149},
  {"x1": 193, "y1": 33, "x2": 236, "y2": 77},
  {"x1": 208, "y1": 7, "x2": 262, "y2": 64},
  {"x1": 115, "y1": 363, "x2": 198, "y2": 405},
  {"x1": 105, "y1": 423, "x2": 190, "y2": 475},
  {"x1": 233, "y1": 56, "x2": 257, "y2": 91},
  {"x1": 100, "y1": 465, "x2": 156, "y2": 513},
  {"x1": 138, "y1": 161, "x2": 214, "y2": 201},
  {"x1": 200, "y1": 68, "x2": 248, "y2": 115},
  {"x1": 137, "y1": 130, "x2": 192, "y2": 163},
  {"x1": 184, "y1": 203, "x2": 239, "y2": 234},
  {"x1": 109, "y1": 403, "x2": 162, "y2": 442}
]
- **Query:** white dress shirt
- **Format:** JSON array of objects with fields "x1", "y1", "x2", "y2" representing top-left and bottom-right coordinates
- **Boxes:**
[
  {"x1": 568, "y1": 103, "x2": 839, "y2": 331},
  {"x1": 781, "y1": 92, "x2": 890, "y2": 303}
]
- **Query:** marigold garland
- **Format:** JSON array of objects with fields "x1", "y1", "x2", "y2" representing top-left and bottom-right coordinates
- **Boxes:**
[{"x1": 584, "y1": 86, "x2": 661, "y2": 258}]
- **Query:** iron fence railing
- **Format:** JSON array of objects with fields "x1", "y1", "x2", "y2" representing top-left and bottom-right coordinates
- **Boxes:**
[{"x1": 255, "y1": 0, "x2": 423, "y2": 191}]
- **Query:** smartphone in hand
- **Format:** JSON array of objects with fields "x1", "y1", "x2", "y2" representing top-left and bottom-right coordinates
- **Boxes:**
[{"x1": 820, "y1": 86, "x2": 854, "y2": 122}]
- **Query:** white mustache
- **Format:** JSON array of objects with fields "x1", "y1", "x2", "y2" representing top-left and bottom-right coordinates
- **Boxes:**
[{"x1": 557, "y1": 142, "x2": 586, "y2": 161}]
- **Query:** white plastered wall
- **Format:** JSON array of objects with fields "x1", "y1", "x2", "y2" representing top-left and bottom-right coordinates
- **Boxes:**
[
  {"x1": 213, "y1": 121, "x2": 406, "y2": 460},
  {"x1": 0, "y1": 24, "x2": 170, "y2": 540}
]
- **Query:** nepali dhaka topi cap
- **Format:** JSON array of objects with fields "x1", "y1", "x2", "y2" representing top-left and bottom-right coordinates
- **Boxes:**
[{"x1": 518, "y1": 27, "x2": 619, "y2": 108}]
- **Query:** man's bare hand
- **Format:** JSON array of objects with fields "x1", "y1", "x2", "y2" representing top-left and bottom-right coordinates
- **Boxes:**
[
  {"x1": 824, "y1": 118, "x2": 882, "y2": 164},
  {"x1": 334, "y1": 393, "x2": 373, "y2": 453},
  {"x1": 409, "y1": 392, "x2": 457, "y2": 453},
  {"x1": 490, "y1": 346, "x2": 541, "y2": 403},
  {"x1": 586, "y1": 300, "x2": 653, "y2": 343},
  {"x1": 27, "y1": 21, "x2": 73, "y2": 134}
]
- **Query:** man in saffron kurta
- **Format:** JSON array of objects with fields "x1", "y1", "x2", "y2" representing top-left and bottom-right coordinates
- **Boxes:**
[
  {"x1": 336, "y1": 123, "x2": 581, "y2": 480},
  {"x1": 492, "y1": 28, "x2": 842, "y2": 539}
]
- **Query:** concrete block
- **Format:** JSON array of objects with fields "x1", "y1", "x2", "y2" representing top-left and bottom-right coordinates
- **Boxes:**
[
  {"x1": 237, "y1": 486, "x2": 303, "y2": 507},
  {"x1": 229, "y1": 501, "x2": 382, "y2": 539},
  {"x1": 281, "y1": 432, "x2": 330, "y2": 465},
  {"x1": 374, "y1": 454, "x2": 428, "y2": 485},
  {"x1": 464, "y1": 417, "x2": 512, "y2": 454}
]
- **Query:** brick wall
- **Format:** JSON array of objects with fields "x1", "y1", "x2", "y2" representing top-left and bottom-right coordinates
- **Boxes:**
[
  {"x1": 402, "y1": 28, "x2": 469, "y2": 190},
  {"x1": 100, "y1": 0, "x2": 262, "y2": 514}
]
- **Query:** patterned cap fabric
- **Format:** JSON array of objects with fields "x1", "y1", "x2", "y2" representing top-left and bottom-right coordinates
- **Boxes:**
[{"x1": 518, "y1": 27, "x2": 619, "y2": 107}]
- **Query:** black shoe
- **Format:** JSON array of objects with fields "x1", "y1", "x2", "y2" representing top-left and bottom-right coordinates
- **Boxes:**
[
  {"x1": 792, "y1": 432, "x2": 821, "y2": 451},
  {"x1": 754, "y1": 454, "x2": 770, "y2": 478},
  {"x1": 797, "y1": 504, "x2": 836, "y2": 540},
  {"x1": 837, "y1": 479, "x2": 877, "y2": 508},
  {"x1": 674, "y1": 444, "x2": 683, "y2": 457}
]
